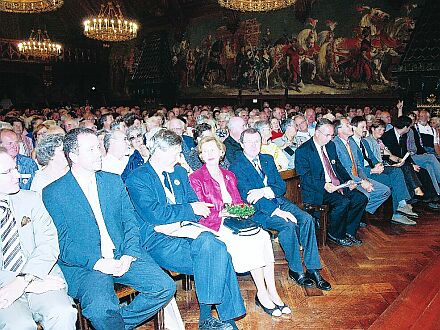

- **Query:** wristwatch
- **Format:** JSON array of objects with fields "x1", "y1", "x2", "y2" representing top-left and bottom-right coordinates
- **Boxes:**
[{"x1": 17, "y1": 273, "x2": 36, "y2": 285}]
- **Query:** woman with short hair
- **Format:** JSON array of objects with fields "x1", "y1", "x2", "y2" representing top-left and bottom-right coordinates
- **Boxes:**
[
  {"x1": 189, "y1": 136, "x2": 290, "y2": 318},
  {"x1": 30, "y1": 134, "x2": 69, "y2": 194}
]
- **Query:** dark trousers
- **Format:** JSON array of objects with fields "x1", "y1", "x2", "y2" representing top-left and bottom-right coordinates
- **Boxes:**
[
  {"x1": 323, "y1": 188, "x2": 368, "y2": 239},
  {"x1": 255, "y1": 198, "x2": 322, "y2": 273},
  {"x1": 146, "y1": 232, "x2": 246, "y2": 321},
  {"x1": 73, "y1": 254, "x2": 176, "y2": 330}
]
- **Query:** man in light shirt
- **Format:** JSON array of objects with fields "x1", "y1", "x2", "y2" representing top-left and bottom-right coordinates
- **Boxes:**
[
  {"x1": 42, "y1": 128, "x2": 175, "y2": 330},
  {"x1": 101, "y1": 129, "x2": 129, "y2": 175}
]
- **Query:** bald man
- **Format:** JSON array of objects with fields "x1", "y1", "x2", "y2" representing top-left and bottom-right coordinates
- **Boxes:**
[{"x1": 224, "y1": 117, "x2": 247, "y2": 164}]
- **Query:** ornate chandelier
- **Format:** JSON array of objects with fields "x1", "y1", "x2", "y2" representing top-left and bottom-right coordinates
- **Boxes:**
[
  {"x1": 0, "y1": 0, "x2": 63, "y2": 13},
  {"x1": 18, "y1": 29, "x2": 62, "y2": 59},
  {"x1": 218, "y1": 0, "x2": 296, "y2": 12},
  {"x1": 83, "y1": 2, "x2": 139, "y2": 42}
]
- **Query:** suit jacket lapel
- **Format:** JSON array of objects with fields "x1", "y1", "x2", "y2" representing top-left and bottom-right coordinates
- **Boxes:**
[
  {"x1": 169, "y1": 170, "x2": 183, "y2": 204},
  {"x1": 309, "y1": 140, "x2": 325, "y2": 179}
]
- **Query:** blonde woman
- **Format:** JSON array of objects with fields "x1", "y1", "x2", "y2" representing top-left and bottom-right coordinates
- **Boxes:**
[{"x1": 189, "y1": 136, "x2": 291, "y2": 317}]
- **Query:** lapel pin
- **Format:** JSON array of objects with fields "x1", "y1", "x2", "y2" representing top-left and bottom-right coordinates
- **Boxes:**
[
  {"x1": 174, "y1": 179, "x2": 180, "y2": 186},
  {"x1": 21, "y1": 216, "x2": 31, "y2": 227}
]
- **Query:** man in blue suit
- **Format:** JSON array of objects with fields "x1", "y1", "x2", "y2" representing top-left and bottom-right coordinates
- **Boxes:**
[
  {"x1": 42, "y1": 128, "x2": 175, "y2": 330},
  {"x1": 295, "y1": 119, "x2": 368, "y2": 246},
  {"x1": 125, "y1": 130, "x2": 245, "y2": 330},
  {"x1": 229, "y1": 128, "x2": 332, "y2": 291},
  {"x1": 333, "y1": 118, "x2": 391, "y2": 216}
]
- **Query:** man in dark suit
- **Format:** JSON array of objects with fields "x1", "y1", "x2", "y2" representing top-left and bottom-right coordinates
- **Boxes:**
[
  {"x1": 126, "y1": 130, "x2": 245, "y2": 330},
  {"x1": 295, "y1": 119, "x2": 368, "y2": 246},
  {"x1": 42, "y1": 128, "x2": 175, "y2": 330},
  {"x1": 381, "y1": 116, "x2": 440, "y2": 209},
  {"x1": 229, "y1": 128, "x2": 331, "y2": 291}
]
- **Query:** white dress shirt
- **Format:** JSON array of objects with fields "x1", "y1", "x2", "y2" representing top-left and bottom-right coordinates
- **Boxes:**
[
  {"x1": 72, "y1": 170, "x2": 115, "y2": 259},
  {"x1": 101, "y1": 153, "x2": 129, "y2": 175},
  {"x1": 313, "y1": 139, "x2": 331, "y2": 183}
]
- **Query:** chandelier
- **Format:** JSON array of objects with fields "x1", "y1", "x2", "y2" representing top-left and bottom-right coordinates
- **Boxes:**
[
  {"x1": 0, "y1": 0, "x2": 63, "y2": 13},
  {"x1": 218, "y1": 0, "x2": 296, "y2": 12},
  {"x1": 83, "y1": 2, "x2": 139, "y2": 42},
  {"x1": 18, "y1": 29, "x2": 62, "y2": 59}
]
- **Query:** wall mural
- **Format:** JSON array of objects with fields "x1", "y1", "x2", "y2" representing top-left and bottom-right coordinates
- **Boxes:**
[{"x1": 171, "y1": 1, "x2": 420, "y2": 97}]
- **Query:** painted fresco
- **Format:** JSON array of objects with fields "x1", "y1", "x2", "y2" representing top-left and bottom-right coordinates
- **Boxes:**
[{"x1": 171, "y1": 1, "x2": 420, "y2": 96}]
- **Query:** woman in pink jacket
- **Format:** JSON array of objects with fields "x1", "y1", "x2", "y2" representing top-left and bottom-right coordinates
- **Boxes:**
[{"x1": 189, "y1": 136, "x2": 290, "y2": 317}]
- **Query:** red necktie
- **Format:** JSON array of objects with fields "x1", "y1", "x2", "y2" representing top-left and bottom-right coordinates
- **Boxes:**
[{"x1": 321, "y1": 146, "x2": 342, "y2": 194}]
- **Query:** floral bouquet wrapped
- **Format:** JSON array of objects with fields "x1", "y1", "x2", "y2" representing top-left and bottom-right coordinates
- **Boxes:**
[
  {"x1": 223, "y1": 203, "x2": 259, "y2": 235},
  {"x1": 224, "y1": 203, "x2": 255, "y2": 219}
]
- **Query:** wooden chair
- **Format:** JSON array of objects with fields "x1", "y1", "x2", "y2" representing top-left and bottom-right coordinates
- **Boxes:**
[
  {"x1": 75, "y1": 284, "x2": 165, "y2": 330},
  {"x1": 280, "y1": 169, "x2": 328, "y2": 247}
]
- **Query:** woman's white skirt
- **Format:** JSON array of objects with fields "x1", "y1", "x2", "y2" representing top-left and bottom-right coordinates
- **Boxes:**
[{"x1": 216, "y1": 225, "x2": 275, "y2": 273}]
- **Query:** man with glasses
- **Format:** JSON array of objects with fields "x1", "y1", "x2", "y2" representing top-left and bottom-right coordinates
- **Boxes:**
[
  {"x1": 0, "y1": 128, "x2": 38, "y2": 190},
  {"x1": 295, "y1": 119, "x2": 369, "y2": 247},
  {"x1": 0, "y1": 147, "x2": 77, "y2": 329},
  {"x1": 230, "y1": 128, "x2": 332, "y2": 291}
]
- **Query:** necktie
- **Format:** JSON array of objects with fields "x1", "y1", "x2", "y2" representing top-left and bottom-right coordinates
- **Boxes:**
[
  {"x1": 320, "y1": 146, "x2": 342, "y2": 193},
  {"x1": 345, "y1": 142, "x2": 359, "y2": 177},
  {"x1": 162, "y1": 171, "x2": 172, "y2": 192},
  {"x1": 252, "y1": 158, "x2": 265, "y2": 181},
  {"x1": 0, "y1": 199, "x2": 25, "y2": 272},
  {"x1": 360, "y1": 141, "x2": 374, "y2": 168}
]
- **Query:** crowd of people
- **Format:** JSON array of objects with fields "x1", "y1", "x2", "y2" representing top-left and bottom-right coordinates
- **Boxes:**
[{"x1": 0, "y1": 100, "x2": 439, "y2": 330}]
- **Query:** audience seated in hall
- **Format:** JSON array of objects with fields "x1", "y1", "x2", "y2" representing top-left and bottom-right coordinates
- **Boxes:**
[{"x1": 1, "y1": 99, "x2": 440, "y2": 329}]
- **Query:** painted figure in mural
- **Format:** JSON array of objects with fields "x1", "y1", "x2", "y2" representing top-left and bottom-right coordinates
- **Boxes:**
[
  {"x1": 317, "y1": 20, "x2": 338, "y2": 87},
  {"x1": 260, "y1": 48, "x2": 273, "y2": 92},
  {"x1": 186, "y1": 48, "x2": 196, "y2": 87},
  {"x1": 297, "y1": 18, "x2": 320, "y2": 84},
  {"x1": 345, "y1": 27, "x2": 373, "y2": 90},
  {"x1": 224, "y1": 40, "x2": 236, "y2": 84},
  {"x1": 282, "y1": 38, "x2": 302, "y2": 92},
  {"x1": 236, "y1": 45, "x2": 249, "y2": 88},
  {"x1": 204, "y1": 39, "x2": 226, "y2": 88}
]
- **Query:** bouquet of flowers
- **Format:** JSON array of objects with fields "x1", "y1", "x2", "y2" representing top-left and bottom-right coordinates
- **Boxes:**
[{"x1": 224, "y1": 203, "x2": 255, "y2": 219}]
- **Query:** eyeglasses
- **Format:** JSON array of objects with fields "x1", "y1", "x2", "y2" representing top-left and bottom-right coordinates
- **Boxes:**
[
  {"x1": 242, "y1": 140, "x2": 261, "y2": 145},
  {"x1": 128, "y1": 134, "x2": 142, "y2": 141},
  {"x1": 317, "y1": 129, "x2": 334, "y2": 138},
  {"x1": 0, "y1": 166, "x2": 18, "y2": 175}
]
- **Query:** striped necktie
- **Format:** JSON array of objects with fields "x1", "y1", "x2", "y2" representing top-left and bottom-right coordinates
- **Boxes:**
[
  {"x1": 0, "y1": 199, "x2": 25, "y2": 272},
  {"x1": 252, "y1": 158, "x2": 265, "y2": 181}
]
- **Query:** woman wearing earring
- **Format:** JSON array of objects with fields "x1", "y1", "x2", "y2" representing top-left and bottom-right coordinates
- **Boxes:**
[{"x1": 189, "y1": 136, "x2": 290, "y2": 317}]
